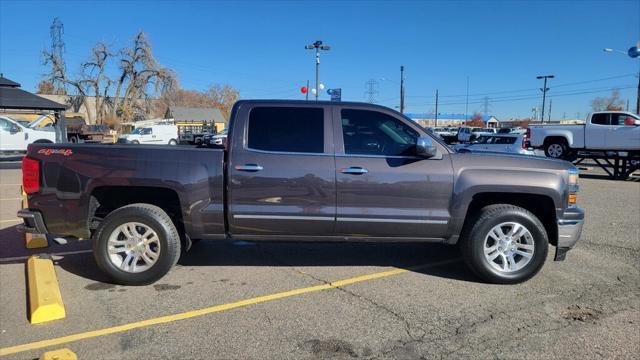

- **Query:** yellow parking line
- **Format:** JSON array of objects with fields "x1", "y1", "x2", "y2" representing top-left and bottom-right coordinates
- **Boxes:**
[{"x1": 0, "y1": 259, "x2": 459, "y2": 356}]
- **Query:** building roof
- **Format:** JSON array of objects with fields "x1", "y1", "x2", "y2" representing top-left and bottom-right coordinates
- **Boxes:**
[
  {"x1": 0, "y1": 75, "x2": 20, "y2": 88},
  {"x1": 405, "y1": 113, "x2": 498, "y2": 123},
  {"x1": 0, "y1": 75, "x2": 66, "y2": 111},
  {"x1": 168, "y1": 106, "x2": 225, "y2": 123}
]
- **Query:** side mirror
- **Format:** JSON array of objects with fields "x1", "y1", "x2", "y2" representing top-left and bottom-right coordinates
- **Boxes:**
[
  {"x1": 9, "y1": 125, "x2": 21, "y2": 134},
  {"x1": 416, "y1": 136, "x2": 438, "y2": 158}
]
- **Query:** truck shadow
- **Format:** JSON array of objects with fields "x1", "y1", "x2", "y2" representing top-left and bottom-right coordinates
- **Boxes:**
[
  {"x1": 55, "y1": 240, "x2": 479, "y2": 284},
  {"x1": 0, "y1": 224, "x2": 478, "y2": 283}
]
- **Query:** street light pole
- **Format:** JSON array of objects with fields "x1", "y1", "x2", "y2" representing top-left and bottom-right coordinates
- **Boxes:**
[
  {"x1": 305, "y1": 40, "x2": 331, "y2": 101},
  {"x1": 537, "y1": 75, "x2": 554, "y2": 123},
  {"x1": 434, "y1": 89, "x2": 439, "y2": 127}
]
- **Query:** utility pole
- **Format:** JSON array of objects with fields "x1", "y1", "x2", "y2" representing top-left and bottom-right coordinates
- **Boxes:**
[
  {"x1": 400, "y1": 66, "x2": 405, "y2": 113},
  {"x1": 434, "y1": 89, "x2": 439, "y2": 127},
  {"x1": 305, "y1": 40, "x2": 330, "y2": 101},
  {"x1": 465, "y1": 76, "x2": 469, "y2": 122},
  {"x1": 548, "y1": 99, "x2": 552, "y2": 122},
  {"x1": 536, "y1": 74, "x2": 554, "y2": 123}
]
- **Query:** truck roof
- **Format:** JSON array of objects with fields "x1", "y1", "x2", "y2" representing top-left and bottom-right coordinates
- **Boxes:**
[{"x1": 234, "y1": 99, "x2": 399, "y2": 113}]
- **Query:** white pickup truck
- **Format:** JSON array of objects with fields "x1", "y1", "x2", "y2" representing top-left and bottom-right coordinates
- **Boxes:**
[{"x1": 529, "y1": 111, "x2": 640, "y2": 159}]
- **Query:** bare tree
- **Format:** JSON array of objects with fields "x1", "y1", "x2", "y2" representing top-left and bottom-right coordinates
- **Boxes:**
[
  {"x1": 591, "y1": 90, "x2": 625, "y2": 111},
  {"x1": 110, "y1": 32, "x2": 176, "y2": 121},
  {"x1": 207, "y1": 84, "x2": 240, "y2": 119},
  {"x1": 42, "y1": 48, "x2": 94, "y2": 122},
  {"x1": 155, "y1": 84, "x2": 240, "y2": 120},
  {"x1": 43, "y1": 30, "x2": 176, "y2": 125},
  {"x1": 81, "y1": 43, "x2": 111, "y2": 123},
  {"x1": 36, "y1": 80, "x2": 66, "y2": 95},
  {"x1": 465, "y1": 112, "x2": 485, "y2": 127}
]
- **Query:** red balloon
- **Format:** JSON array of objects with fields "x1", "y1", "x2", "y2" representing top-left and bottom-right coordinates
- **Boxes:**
[{"x1": 300, "y1": 86, "x2": 308, "y2": 94}]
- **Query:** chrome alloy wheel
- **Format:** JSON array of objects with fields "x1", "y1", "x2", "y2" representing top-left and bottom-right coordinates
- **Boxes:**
[
  {"x1": 483, "y1": 222, "x2": 535, "y2": 273},
  {"x1": 547, "y1": 144, "x2": 564, "y2": 158},
  {"x1": 107, "y1": 222, "x2": 161, "y2": 273}
]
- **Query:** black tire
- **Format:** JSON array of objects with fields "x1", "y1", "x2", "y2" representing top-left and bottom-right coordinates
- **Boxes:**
[
  {"x1": 131, "y1": 140, "x2": 140, "y2": 144},
  {"x1": 69, "y1": 135, "x2": 79, "y2": 143},
  {"x1": 168, "y1": 139, "x2": 178, "y2": 145},
  {"x1": 544, "y1": 139, "x2": 568, "y2": 159},
  {"x1": 33, "y1": 139, "x2": 53, "y2": 144},
  {"x1": 459, "y1": 204, "x2": 548, "y2": 284},
  {"x1": 93, "y1": 203, "x2": 181, "y2": 285}
]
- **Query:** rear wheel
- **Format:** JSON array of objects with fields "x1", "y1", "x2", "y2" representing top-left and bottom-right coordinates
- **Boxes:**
[
  {"x1": 93, "y1": 204, "x2": 181, "y2": 285},
  {"x1": 168, "y1": 139, "x2": 178, "y2": 145},
  {"x1": 459, "y1": 204, "x2": 548, "y2": 284},
  {"x1": 544, "y1": 139, "x2": 568, "y2": 159}
]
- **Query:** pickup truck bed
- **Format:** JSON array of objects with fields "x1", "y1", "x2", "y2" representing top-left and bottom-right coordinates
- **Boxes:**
[{"x1": 24, "y1": 144, "x2": 225, "y2": 240}]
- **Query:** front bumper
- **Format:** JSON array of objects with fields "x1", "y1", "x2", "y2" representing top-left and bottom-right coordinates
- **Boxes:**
[
  {"x1": 554, "y1": 207, "x2": 585, "y2": 261},
  {"x1": 17, "y1": 209, "x2": 49, "y2": 234}
]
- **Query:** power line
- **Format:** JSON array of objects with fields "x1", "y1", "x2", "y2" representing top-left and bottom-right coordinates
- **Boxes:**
[
  {"x1": 404, "y1": 85, "x2": 636, "y2": 107},
  {"x1": 404, "y1": 73, "x2": 636, "y2": 100},
  {"x1": 409, "y1": 84, "x2": 636, "y2": 106}
]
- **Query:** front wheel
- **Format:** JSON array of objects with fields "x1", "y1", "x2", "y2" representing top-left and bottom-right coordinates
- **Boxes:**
[
  {"x1": 459, "y1": 204, "x2": 548, "y2": 284},
  {"x1": 93, "y1": 204, "x2": 181, "y2": 285},
  {"x1": 168, "y1": 139, "x2": 178, "y2": 145}
]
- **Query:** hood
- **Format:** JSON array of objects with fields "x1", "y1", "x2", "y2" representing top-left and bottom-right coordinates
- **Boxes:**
[{"x1": 451, "y1": 151, "x2": 574, "y2": 172}]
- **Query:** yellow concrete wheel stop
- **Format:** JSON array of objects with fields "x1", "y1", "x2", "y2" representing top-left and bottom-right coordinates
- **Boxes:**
[
  {"x1": 27, "y1": 255, "x2": 66, "y2": 324},
  {"x1": 39, "y1": 348, "x2": 77, "y2": 360},
  {"x1": 26, "y1": 233, "x2": 49, "y2": 249}
]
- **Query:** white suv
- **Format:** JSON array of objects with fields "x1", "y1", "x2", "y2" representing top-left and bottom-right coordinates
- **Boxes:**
[{"x1": 0, "y1": 116, "x2": 57, "y2": 153}]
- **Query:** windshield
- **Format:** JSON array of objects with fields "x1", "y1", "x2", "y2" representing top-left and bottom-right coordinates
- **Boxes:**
[{"x1": 130, "y1": 127, "x2": 152, "y2": 135}]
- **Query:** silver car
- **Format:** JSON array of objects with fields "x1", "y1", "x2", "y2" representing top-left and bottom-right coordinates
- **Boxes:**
[{"x1": 453, "y1": 133, "x2": 535, "y2": 155}]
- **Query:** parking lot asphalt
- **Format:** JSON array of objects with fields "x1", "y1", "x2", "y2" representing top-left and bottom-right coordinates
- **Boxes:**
[{"x1": 0, "y1": 163, "x2": 638, "y2": 359}]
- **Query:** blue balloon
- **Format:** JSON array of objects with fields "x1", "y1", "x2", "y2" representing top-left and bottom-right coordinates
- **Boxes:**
[
  {"x1": 327, "y1": 89, "x2": 333, "y2": 95},
  {"x1": 628, "y1": 46, "x2": 640, "y2": 58}
]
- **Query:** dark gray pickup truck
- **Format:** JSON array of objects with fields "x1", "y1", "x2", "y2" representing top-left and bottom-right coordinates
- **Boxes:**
[{"x1": 18, "y1": 100, "x2": 584, "y2": 285}]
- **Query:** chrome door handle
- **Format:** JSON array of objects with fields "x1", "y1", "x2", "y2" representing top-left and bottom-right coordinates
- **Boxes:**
[
  {"x1": 235, "y1": 164, "x2": 263, "y2": 172},
  {"x1": 341, "y1": 167, "x2": 368, "y2": 175}
]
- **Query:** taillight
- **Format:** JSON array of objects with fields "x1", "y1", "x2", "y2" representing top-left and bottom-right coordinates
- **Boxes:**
[
  {"x1": 22, "y1": 157, "x2": 40, "y2": 194},
  {"x1": 521, "y1": 135, "x2": 527, "y2": 149},
  {"x1": 525, "y1": 127, "x2": 531, "y2": 139}
]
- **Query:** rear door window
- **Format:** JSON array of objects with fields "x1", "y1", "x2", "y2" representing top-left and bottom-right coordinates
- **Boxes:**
[
  {"x1": 610, "y1": 113, "x2": 636, "y2": 126},
  {"x1": 591, "y1": 113, "x2": 610, "y2": 125},
  {"x1": 248, "y1": 106, "x2": 324, "y2": 153}
]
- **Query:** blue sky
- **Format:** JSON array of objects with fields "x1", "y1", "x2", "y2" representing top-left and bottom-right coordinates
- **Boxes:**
[{"x1": 1, "y1": 0, "x2": 639, "y2": 120}]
